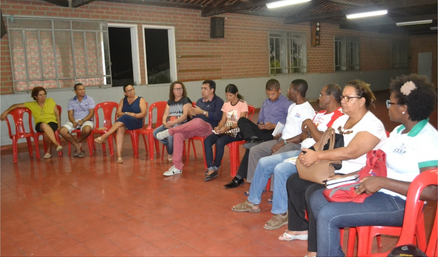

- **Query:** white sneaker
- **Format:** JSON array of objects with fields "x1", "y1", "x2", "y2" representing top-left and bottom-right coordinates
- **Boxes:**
[
  {"x1": 163, "y1": 166, "x2": 182, "y2": 176},
  {"x1": 156, "y1": 130, "x2": 170, "y2": 140}
]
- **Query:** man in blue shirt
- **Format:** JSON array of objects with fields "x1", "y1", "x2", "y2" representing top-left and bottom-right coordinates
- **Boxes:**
[
  {"x1": 238, "y1": 79, "x2": 291, "y2": 143},
  {"x1": 59, "y1": 83, "x2": 95, "y2": 158},
  {"x1": 157, "y1": 80, "x2": 224, "y2": 176},
  {"x1": 225, "y1": 79, "x2": 291, "y2": 188}
]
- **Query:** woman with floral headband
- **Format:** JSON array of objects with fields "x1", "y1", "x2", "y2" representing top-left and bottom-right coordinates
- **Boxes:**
[{"x1": 310, "y1": 74, "x2": 438, "y2": 257}]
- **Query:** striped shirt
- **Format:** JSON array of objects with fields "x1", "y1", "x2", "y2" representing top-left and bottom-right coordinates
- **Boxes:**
[{"x1": 67, "y1": 95, "x2": 95, "y2": 121}]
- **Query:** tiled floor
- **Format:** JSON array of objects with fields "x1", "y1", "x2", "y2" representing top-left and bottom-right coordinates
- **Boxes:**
[{"x1": 1, "y1": 91, "x2": 437, "y2": 256}]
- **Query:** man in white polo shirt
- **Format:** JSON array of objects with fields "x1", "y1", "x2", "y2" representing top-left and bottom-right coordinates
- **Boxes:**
[{"x1": 59, "y1": 83, "x2": 95, "y2": 158}]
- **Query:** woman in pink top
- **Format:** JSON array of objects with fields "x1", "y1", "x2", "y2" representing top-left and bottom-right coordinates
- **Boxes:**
[{"x1": 204, "y1": 84, "x2": 248, "y2": 181}]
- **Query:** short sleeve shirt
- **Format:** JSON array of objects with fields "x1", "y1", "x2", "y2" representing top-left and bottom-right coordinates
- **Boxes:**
[
  {"x1": 67, "y1": 95, "x2": 95, "y2": 121},
  {"x1": 24, "y1": 98, "x2": 58, "y2": 124},
  {"x1": 380, "y1": 120, "x2": 438, "y2": 199},
  {"x1": 331, "y1": 111, "x2": 387, "y2": 174},
  {"x1": 221, "y1": 100, "x2": 248, "y2": 126}
]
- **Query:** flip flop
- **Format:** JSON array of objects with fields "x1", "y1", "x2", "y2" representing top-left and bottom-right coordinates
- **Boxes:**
[{"x1": 278, "y1": 230, "x2": 308, "y2": 241}]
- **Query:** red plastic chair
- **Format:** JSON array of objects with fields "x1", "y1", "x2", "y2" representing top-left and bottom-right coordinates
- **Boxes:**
[
  {"x1": 125, "y1": 101, "x2": 148, "y2": 158},
  {"x1": 88, "y1": 102, "x2": 118, "y2": 156},
  {"x1": 227, "y1": 104, "x2": 256, "y2": 177},
  {"x1": 4, "y1": 107, "x2": 41, "y2": 163},
  {"x1": 36, "y1": 105, "x2": 63, "y2": 157},
  {"x1": 137, "y1": 101, "x2": 167, "y2": 160},
  {"x1": 352, "y1": 168, "x2": 437, "y2": 257}
]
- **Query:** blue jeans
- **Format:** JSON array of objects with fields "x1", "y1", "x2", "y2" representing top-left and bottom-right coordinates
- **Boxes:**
[
  {"x1": 248, "y1": 150, "x2": 300, "y2": 214},
  {"x1": 310, "y1": 189, "x2": 406, "y2": 257},
  {"x1": 153, "y1": 125, "x2": 174, "y2": 155},
  {"x1": 204, "y1": 133, "x2": 243, "y2": 170}
]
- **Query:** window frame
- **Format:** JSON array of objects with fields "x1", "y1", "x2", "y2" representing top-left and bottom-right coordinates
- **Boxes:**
[
  {"x1": 108, "y1": 23, "x2": 141, "y2": 85},
  {"x1": 7, "y1": 16, "x2": 111, "y2": 92},
  {"x1": 334, "y1": 36, "x2": 360, "y2": 71},
  {"x1": 269, "y1": 31, "x2": 307, "y2": 75},
  {"x1": 142, "y1": 25, "x2": 177, "y2": 85}
]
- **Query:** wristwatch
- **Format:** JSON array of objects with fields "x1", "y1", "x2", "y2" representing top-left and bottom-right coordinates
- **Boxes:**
[
  {"x1": 203, "y1": 111, "x2": 207, "y2": 116},
  {"x1": 283, "y1": 139, "x2": 288, "y2": 145}
]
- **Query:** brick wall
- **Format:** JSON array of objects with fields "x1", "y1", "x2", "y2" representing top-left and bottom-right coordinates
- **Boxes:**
[
  {"x1": 410, "y1": 34, "x2": 437, "y2": 86},
  {"x1": 0, "y1": 0, "x2": 422, "y2": 95}
]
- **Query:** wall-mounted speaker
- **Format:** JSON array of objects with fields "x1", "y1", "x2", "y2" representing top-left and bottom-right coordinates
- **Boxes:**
[
  {"x1": 211, "y1": 17, "x2": 225, "y2": 39},
  {"x1": 311, "y1": 21, "x2": 320, "y2": 46},
  {"x1": 0, "y1": 9, "x2": 6, "y2": 39}
]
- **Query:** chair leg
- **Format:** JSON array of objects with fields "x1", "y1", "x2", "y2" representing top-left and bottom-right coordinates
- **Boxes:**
[
  {"x1": 33, "y1": 135, "x2": 41, "y2": 160},
  {"x1": 147, "y1": 134, "x2": 155, "y2": 160},
  {"x1": 26, "y1": 138, "x2": 33, "y2": 157},
  {"x1": 87, "y1": 136, "x2": 94, "y2": 157},
  {"x1": 12, "y1": 137, "x2": 18, "y2": 163},
  {"x1": 347, "y1": 227, "x2": 356, "y2": 256}
]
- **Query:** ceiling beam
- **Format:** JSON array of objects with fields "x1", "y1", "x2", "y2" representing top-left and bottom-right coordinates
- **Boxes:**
[
  {"x1": 284, "y1": 0, "x2": 437, "y2": 24},
  {"x1": 328, "y1": 0, "x2": 364, "y2": 7},
  {"x1": 101, "y1": 0, "x2": 204, "y2": 10},
  {"x1": 42, "y1": 0, "x2": 70, "y2": 7},
  {"x1": 201, "y1": 0, "x2": 266, "y2": 17},
  {"x1": 72, "y1": 0, "x2": 96, "y2": 7}
]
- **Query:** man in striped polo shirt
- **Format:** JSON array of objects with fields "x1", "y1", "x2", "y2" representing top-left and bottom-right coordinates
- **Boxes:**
[{"x1": 59, "y1": 83, "x2": 95, "y2": 158}]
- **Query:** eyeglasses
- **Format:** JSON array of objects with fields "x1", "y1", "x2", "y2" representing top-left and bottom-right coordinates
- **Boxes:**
[
  {"x1": 125, "y1": 88, "x2": 134, "y2": 93},
  {"x1": 173, "y1": 88, "x2": 183, "y2": 91},
  {"x1": 340, "y1": 95, "x2": 362, "y2": 102},
  {"x1": 319, "y1": 93, "x2": 328, "y2": 98},
  {"x1": 386, "y1": 100, "x2": 399, "y2": 109}
]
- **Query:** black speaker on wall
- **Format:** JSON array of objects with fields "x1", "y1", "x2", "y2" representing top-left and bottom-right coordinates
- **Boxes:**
[
  {"x1": 211, "y1": 17, "x2": 225, "y2": 38},
  {"x1": 0, "y1": 9, "x2": 6, "y2": 39}
]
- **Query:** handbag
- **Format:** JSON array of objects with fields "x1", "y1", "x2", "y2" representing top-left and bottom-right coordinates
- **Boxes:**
[
  {"x1": 296, "y1": 127, "x2": 344, "y2": 184},
  {"x1": 322, "y1": 149, "x2": 387, "y2": 203}
]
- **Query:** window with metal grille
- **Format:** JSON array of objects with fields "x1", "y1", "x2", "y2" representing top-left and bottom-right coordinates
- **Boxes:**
[
  {"x1": 269, "y1": 31, "x2": 307, "y2": 75},
  {"x1": 7, "y1": 17, "x2": 111, "y2": 92},
  {"x1": 334, "y1": 36, "x2": 359, "y2": 71},
  {"x1": 391, "y1": 40, "x2": 408, "y2": 68}
]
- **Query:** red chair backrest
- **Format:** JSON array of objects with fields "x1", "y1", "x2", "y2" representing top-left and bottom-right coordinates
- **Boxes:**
[
  {"x1": 146, "y1": 101, "x2": 167, "y2": 129},
  {"x1": 94, "y1": 102, "x2": 118, "y2": 129},
  {"x1": 247, "y1": 105, "x2": 256, "y2": 120},
  {"x1": 5, "y1": 107, "x2": 35, "y2": 138},
  {"x1": 396, "y1": 169, "x2": 438, "y2": 252}
]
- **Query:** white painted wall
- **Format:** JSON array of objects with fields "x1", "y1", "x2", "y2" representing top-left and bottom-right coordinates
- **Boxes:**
[{"x1": 0, "y1": 69, "x2": 409, "y2": 146}]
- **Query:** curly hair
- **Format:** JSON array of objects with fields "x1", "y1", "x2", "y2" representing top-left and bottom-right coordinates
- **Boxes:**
[
  {"x1": 389, "y1": 74, "x2": 437, "y2": 121},
  {"x1": 31, "y1": 86, "x2": 47, "y2": 100},
  {"x1": 346, "y1": 80, "x2": 376, "y2": 109}
]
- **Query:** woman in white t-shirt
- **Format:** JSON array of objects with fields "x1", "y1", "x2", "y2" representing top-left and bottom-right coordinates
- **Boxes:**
[
  {"x1": 203, "y1": 84, "x2": 248, "y2": 181},
  {"x1": 310, "y1": 74, "x2": 438, "y2": 257},
  {"x1": 279, "y1": 80, "x2": 387, "y2": 257}
]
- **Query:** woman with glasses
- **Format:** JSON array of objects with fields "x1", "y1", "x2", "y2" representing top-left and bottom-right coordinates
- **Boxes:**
[
  {"x1": 153, "y1": 81, "x2": 192, "y2": 161},
  {"x1": 95, "y1": 85, "x2": 147, "y2": 164},
  {"x1": 278, "y1": 80, "x2": 387, "y2": 257},
  {"x1": 310, "y1": 74, "x2": 438, "y2": 257}
]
